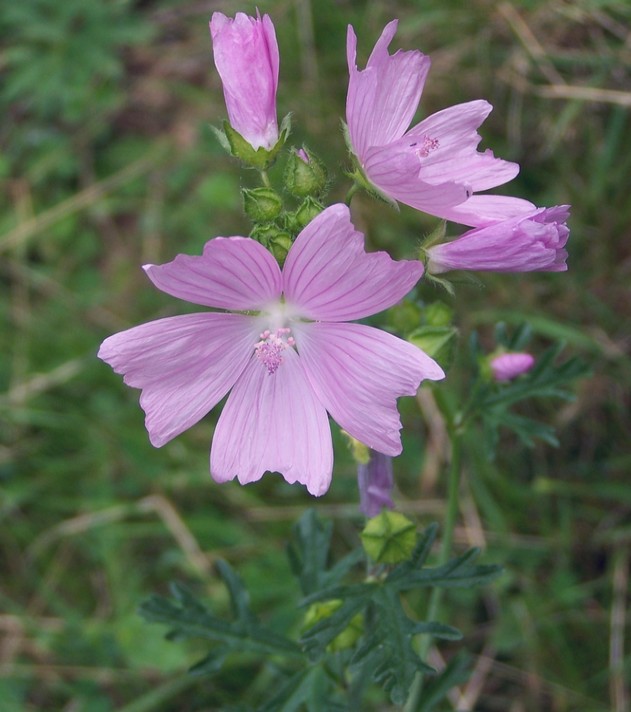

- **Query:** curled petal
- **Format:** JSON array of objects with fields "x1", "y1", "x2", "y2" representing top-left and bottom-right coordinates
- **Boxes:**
[
  {"x1": 210, "y1": 348, "x2": 333, "y2": 496},
  {"x1": 295, "y1": 322, "x2": 444, "y2": 456},
  {"x1": 283, "y1": 204, "x2": 423, "y2": 321},
  {"x1": 144, "y1": 237, "x2": 282, "y2": 310},
  {"x1": 98, "y1": 313, "x2": 258, "y2": 447}
]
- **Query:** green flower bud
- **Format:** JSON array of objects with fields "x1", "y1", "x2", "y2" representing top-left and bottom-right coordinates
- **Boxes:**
[
  {"x1": 293, "y1": 197, "x2": 324, "y2": 230},
  {"x1": 268, "y1": 231, "x2": 293, "y2": 266},
  {"x1": 303, "y1": 599, "x2": 363, "y2": 652},
  {"x1": 284, "y1": 146, "x2": 328, "y2": 198},
  {"x1": 242, "y1": 187, "x2": 283, "y2": 223},
  {"x1": 250, "y1": 223, "x2": 280, "y2": 248},
  {"x1": 361, "y1": 510, "x2": 417, "y2": 564}
]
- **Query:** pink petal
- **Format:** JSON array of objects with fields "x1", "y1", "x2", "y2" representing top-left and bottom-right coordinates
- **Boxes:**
[
  {"x1": 98, "y1": 313, "x2": 258, "y2": 447},
  {"x1": 294, "y1": 322, "x2": 444, "y2": 456},
  {"x1": 144, "y1": 237, "x2": 282, "y2": 310},
  {"x1": 409, "y1": 102, "x2": 519, "y2": 191},
  {"x1": 282, "y1": 204, "x2": 423, "y2": 321},
  {"x1": 433, "y1": 195, "x2": 536, "y2": 228},
  {"x1": 210, "y1": 348, "x2": 333, "y2": 496},
  {"x1": 346, "y1": 21, "x2": 431, "y2": 157},
  {"x1": 362, "y1": 144, "x2": 470, "y2": 208}
]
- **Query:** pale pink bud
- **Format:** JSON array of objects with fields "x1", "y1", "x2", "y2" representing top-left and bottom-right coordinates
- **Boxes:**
[
  {"x1": 210, "y1": 12, "x2": 280, "y2": 150},
  {"x1": 490, "y1": 353, "x2": 535, "y2": 382}
]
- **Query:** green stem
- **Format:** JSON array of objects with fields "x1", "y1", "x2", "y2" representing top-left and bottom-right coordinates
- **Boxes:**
[
  {"x1": 344, "y1": 182, "x2": 359, "y2": 206},
  {"x1": 260, "y1": 170, "x2": 272, "y2": 188},
  {"x1": 403, "y1": 425, "x2": 463, "y2": 712}
]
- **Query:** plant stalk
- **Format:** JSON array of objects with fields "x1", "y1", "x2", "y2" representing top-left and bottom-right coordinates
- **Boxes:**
[{"x1": 403, "y1": 424, "x2": 463, "y2": 711}]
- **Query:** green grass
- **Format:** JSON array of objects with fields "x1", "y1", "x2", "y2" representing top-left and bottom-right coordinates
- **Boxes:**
[{"x1": 1, "y1": 0, "x2": 630, "y2": 709}]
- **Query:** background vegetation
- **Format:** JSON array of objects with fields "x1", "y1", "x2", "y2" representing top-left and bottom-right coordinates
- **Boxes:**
[{"x1": 1, "y1": 0, "x2": 629, "y2": 709}]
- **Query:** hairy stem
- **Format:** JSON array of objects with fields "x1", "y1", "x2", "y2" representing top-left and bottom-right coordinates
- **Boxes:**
[{"x1": 404, "y1": 412, "x2": 463, "y2": 711}]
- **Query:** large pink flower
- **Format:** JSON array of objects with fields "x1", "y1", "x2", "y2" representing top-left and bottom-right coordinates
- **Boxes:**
[
  {"x1": 210, "y1": 12, "x2": 279, "y2": 150},
  {"x1": 346, "y1": 20, "x2": 534, "y2": 227},
  {"x1": 98, "y1": 205, "x2": 444, "y2": 496},
  {"x1": 426, "y1": 206, "x2": 569, "y2": 274}
]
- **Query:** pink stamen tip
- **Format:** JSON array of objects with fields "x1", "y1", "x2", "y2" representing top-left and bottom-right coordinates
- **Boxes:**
[
  {"x1": 254, "y1": 326, "x2": 296, "y2": 375},
  {"x1": 414, "y1": 135, "x2": 440, "y2": 159}
]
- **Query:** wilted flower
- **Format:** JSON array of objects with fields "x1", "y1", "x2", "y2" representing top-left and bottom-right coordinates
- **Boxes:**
[
  {"x1": 210, "y1": 12, "x2": 279, "y2": 150},
  {"x1": 98, "y1": 205, "x2": 444, "y2": 496},
  {"x1": 490, "y1": 352, "x2": 535, "y2": 382},
  {"x1": 358, "y1": 450, "x2": 394, "y2": 517},
  {"x1": 426, "y1": 206, "x2": 570, "y2": 274},
  {"x1": 345, "y1": 20, "x2": 534, "y2": 227}
]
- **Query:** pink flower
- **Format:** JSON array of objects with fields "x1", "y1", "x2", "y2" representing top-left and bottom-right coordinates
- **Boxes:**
[
  {"x1": 426, "y1": 206, "x2": 569, "y2": 274},
  {"x1": 98, "y1": 205, "x2": 444, "y2": 496},
  {"x1": 210, "y1": 12, "x2": 279, "y2": 150},
  {"x1": 346, "y1": 20, "x2": 534, "y2": 227},
  {"x1": 490, "y1": 353, "x2": 535, "y2": 382}
]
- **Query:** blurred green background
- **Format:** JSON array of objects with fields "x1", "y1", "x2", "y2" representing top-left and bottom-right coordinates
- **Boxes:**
[{"x1": 1, "y1": 0, "x2": 630, "y2": 709}]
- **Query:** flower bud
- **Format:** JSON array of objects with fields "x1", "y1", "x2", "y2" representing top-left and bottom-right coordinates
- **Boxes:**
[
  {"x1": 284, "y1": 146, "x2": 328, "y2": 198},
  {"x1": 303, "y1": 600, "x2": 363, "y2": 652},
  {"x1": 361, "y1": 510, "x2": 416, "y2": 564},
  {"x1": 292, "y1": 197, "x2": 325, "y2": 230},
  {"x1": 210, "y1": 12, "x2": 279, "y2": 151},
  {"x1": 358, "y1": 450, "x2": 394, "y2": 518},
  {"x1": 489, "y1": 352, "x2": 535, "y2": 382},
  {"x1": 268, "y1": 231, "x2": 293, "y2": 266},
  {"x1": 242, "y1": 187, "x2": 283, "y2": 223}
]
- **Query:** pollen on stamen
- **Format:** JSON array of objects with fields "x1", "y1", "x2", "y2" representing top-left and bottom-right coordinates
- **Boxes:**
[
  {"x1": 414, "y1": 135, "x2": 440, "y2": 159},
  {"x1": 254, "y1": 327, "x2": 296, "y2": 375}
]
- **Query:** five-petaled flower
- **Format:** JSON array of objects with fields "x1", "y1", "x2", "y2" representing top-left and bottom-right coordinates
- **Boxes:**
[
  {"x1": 98, "y1": 205, "x2": 444, "y2": 496},
  {"x1": 345, "y1": 20, "x2": 534, "y2": 227},
  {"x1": 210, "y1": 11, "x2": 280, "y2": 150},
  {"x1": 426, "y1": 206, "x2": 570, "y2": 274}
]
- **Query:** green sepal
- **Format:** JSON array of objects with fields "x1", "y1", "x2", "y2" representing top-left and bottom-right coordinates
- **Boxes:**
[
  {"x1": 242, "y1": 187, "x2": 283, "y2": 223},
  {"x1": 361, "y1": 511, "x2": 417, "y2": 564},
  {"x1": 220, "y1": 115, "x2": 290, "y2": 169},
  {"x1": 408, "y1": 324, "x2": 458, "y2": 365}
]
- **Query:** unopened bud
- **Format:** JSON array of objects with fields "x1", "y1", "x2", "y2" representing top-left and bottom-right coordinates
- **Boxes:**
[
  {"x1": 489, "y1": 352, "x2": 535, "y2": 382},
  {"x1": 242, "y1": 187, "x2": 283, "y2": 223},
  {"x1": 303, "y1": 600, "x2": 363, "y2": 652},
  {"x1": 268, "y1": 231, "x2": 293, "y2": 266},
  {"x1": 358, "y1": 450, "x2": 394, "y2": 518},
  {"x1": 284, "y1": 146, "x2": 328, "y2": 198},
  {"x1": 361, "y1": 510, "x2": 416, "y2": 564},
  {"x1": 293, "y1": 197, "x2": 324, "y2": 230}
]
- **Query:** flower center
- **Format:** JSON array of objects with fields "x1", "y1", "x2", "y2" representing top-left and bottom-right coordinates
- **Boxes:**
[
  {"x1": 411, "y1": 135, "x2": 440, "y2": 159},
  {"x1": 254, "y1": 327, "x2": 296, "y2": 375}
]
